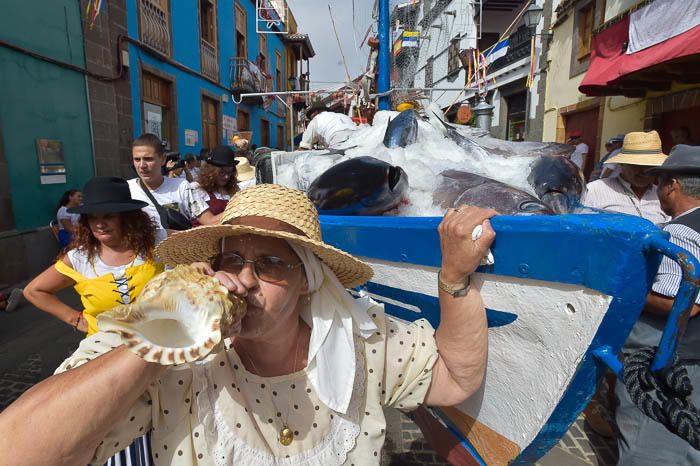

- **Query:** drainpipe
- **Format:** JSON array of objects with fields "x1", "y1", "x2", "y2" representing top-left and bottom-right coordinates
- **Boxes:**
[{"x1": 378, "y1": 0, "x2": 390, "y2": 110}]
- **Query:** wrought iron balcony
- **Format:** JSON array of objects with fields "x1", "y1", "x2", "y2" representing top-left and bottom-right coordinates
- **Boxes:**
[
  {"x1": 139, "y1": 0, "x2": 170, "y2": 55},
  {"x1": 229, "y1": 58, "x2": 272, "y2": 104},
  {"x1": 489, "y1": 26, "x2": 532, "y2": 73},
  {"x1": 201, "y1": 39, "x2": 219, "y2": 81}
]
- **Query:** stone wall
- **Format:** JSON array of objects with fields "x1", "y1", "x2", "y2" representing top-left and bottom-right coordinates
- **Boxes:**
[{"x1": 81, "y1": 0, "x2": 134, "y2": 179}]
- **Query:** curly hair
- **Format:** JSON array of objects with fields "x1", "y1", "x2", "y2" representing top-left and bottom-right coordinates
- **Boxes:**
[
  {"x1": 64, "y1": 210, "x2": 157, "y2": 263},
  {"x1": 197, "y1": 163, "x2": 239, "y2": 196}
]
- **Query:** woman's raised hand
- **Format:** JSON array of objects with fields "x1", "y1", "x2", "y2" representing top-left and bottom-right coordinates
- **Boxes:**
[
  {"x1": 190, "y1": 262, "x2": 215, "y2": 276},
  {"x1": 438, "y1": 206, "x2": 496, "y2": 284}
]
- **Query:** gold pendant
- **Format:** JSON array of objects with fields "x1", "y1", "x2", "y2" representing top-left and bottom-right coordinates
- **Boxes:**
[{"x1": 279, "y1": 425, "x2": 294, "y2": 446}]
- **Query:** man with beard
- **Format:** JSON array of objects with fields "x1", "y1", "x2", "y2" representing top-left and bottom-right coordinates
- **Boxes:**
[
  {"x1": 584, "y1": 131, "x2": 669, "y2": 224},
  {"x1": 615, "y1": 145, "x2": 700, "y2": 465}
]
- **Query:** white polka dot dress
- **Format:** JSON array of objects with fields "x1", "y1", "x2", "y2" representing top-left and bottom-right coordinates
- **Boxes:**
[{"x1": 56, "y1": 304, "x2": 438, "y2": 465}]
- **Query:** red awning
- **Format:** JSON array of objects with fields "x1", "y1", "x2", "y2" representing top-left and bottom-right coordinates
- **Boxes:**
[{"x1": 579, "y1": 16, "x2": 700, "y2": 97}]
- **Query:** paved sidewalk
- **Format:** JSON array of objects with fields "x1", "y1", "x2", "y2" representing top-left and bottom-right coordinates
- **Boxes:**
[{"x1": 383, "y1": 409, "x2": 618, "y2": 466}]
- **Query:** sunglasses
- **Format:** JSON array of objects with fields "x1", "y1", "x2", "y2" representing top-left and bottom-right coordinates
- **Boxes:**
[{"x1": 211, "y1": 252, "x2": 303, "y2": 283}]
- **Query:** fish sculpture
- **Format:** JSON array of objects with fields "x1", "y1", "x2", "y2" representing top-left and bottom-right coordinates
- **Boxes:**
[
  {"x1": 383, "y1": 109, "x2": 419, "y2": 148},
  {"x1": 307, "y1": 156, "x2": 409, "y2": 215},
  {"x1": 97, "y1": 265, "x2": 247, "y2": 365},
  {"x1": 527, "y1": 155, "x2": 586, "y2": 214},
  {"x1": 434, "y1": 170, "x2": 555, "y2": 216}
]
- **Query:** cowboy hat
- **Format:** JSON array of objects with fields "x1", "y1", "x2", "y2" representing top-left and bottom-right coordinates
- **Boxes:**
[
  {"x1": 68, "y1": 177, "x2": 148, "y2": 214},
  {"x1": 205, "y1": 145, "x2": 240, "y2": 167},
  {"x1": 234, "y1": 157, "x2": 255, "y2": 181},
  {"x1": 647, "y1": 145, "x2": 700, "y2": 175},
  {"x1": 605, "y1": 131, "x2": 667, "y2": 166},
  {"x1": 155, "y1": 184, "x2": 373, "y2": 288},
  {"x1": 305, "y1": 101, "x2": 329, "y2": 119}
]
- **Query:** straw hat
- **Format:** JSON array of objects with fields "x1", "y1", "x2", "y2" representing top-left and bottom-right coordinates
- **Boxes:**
[
  {"x1": 235, "y1": 157, "x2": 255, "y2": 181},
  {"x1": 605, "y1": 131, "x2": 668, "y2": 166},
  {"x1": 155, "y1": 184, "x2": 373, "y2": 288}
]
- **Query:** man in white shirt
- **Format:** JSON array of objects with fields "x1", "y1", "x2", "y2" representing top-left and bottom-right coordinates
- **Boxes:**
[
  {"x1": 567, "y1": 131, "x2": 589, "y2": 171},
  {"x1": 299, "y1": 102, "x2": 357, "y2": 150},
  {"x1": 128, "y1": 134, "x2": 220, "y2": 242},
  {"x1": 583, "y1": 131, "x2": 669, "y2": 224}
]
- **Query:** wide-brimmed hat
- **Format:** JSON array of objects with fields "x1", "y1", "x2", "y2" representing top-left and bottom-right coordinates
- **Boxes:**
[
  {"x1": 155, "y1": 184, "x2": 373, "y2": 288},
  {"x1": 605, "y1": 131, "x2": 667, "y2": 166},
  {"x1": 68, "y1": 177, "x2": 148, "y2": 214},
  {"x1": 235, "y1": 157, "x2": 255, "y2": 181},
  {"x1": 305, "y1": 101, "x2": 329, "y2": 119},
  {"x1": 205, "y1": 145, "x2": 239, "y2": 167},
  {"x1": 647, "y1": 145, "x2": 700, "y2": 175}
]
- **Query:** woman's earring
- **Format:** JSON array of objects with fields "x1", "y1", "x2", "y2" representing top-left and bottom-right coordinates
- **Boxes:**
[{"x1": 304, "y1": 294, "x2": 311, "y2": 305}]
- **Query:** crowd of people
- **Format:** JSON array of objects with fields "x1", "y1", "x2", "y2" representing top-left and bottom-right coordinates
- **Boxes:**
[{"x1": 1, "y1": 115, "x2": 699, "y2": 465}]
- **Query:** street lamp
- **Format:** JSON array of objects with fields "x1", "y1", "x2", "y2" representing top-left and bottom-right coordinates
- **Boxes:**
[{"x1": 523, "y1": 3, "x2": 544, "y2": 34}]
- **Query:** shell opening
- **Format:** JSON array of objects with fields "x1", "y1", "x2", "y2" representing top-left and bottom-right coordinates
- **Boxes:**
[{"x1": 137, "y1": 318, "x2": 197, "y2": 348}]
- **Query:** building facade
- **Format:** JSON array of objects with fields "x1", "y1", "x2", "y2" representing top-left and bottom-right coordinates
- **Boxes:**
[
  {"x1": 127, "y1": 0, "x2": 288, "y2": 154},
  {"x1": 542, "y1": 0, "x2": 700, "y2": 178},
  {"x1": 0, "y1": 0, "x2": 97, "y2": 284}
]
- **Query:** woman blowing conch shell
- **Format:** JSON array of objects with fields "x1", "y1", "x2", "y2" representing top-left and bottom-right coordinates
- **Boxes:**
[{"x1": 0, "y1": 184, "x2": 493, "y2": 466}]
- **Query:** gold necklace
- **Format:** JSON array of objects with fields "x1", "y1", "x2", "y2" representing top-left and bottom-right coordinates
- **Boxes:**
[{"x1": 237, "y1": 330, "x2": 303, "y2": 446}]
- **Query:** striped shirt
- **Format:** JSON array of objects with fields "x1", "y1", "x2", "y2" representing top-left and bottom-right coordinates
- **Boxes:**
[
  {"x1": 583, "y1": 176, "x2": 670, "y2": 224},
  {"x1": 625, "y1": 207, "x2": 700, "y2": 359}
]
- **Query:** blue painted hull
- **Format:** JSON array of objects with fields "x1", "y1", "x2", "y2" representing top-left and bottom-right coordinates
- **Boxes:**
[{"x1": 319, "y1": 213, "x2": 668, "y2": 464}]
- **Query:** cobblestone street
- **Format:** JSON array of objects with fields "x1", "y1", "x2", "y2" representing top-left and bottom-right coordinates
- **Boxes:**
[{"x1": 0, "y1": 289, "x2": 619, "y2": 465}]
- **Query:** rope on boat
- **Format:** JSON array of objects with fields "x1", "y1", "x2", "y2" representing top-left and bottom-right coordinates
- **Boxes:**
[{"x1": 623, "y1": 347, "x2": 700, "y2": 449}]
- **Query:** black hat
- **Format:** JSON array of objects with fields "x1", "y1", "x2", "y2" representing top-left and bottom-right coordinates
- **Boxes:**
[
  {"x1": 647, "y1": 145, "x2": 700, "y2": 175},
  {"x1": 305, "y1": 101, "x2": 329, "y2": 119},
  {"x1": 205, "y1": 145, "x2": 240, "y2": 167},
  {"x1": 68, "y1": 177, "x2": 148, "y2": 214}
]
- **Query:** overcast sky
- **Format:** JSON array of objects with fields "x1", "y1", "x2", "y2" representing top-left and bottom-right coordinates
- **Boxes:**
[{"x1": 286, "y1": 0, "x2": 376, "y2": 90}]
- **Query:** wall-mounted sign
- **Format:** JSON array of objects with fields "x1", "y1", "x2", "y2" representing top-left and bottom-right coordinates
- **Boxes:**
[
  {"x1": 185, "y1": 129, "x2": 199, "y2": 147},
  {"x1": 36, "y1": 139, "x2": 66, "y2": 184}
]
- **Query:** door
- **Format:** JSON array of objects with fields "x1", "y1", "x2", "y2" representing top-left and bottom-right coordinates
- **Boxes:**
[
  {"x1": 276, "y1": 124, "x2": 284, "y2": 149},
  {"x1": 260, "y1": 119, "x2": 270, "y2": 147},
  {"x1": 565, "y1": 106, "x2": 600, "y2": 179},
  {"x1": 201, "y1": 95, "x2": 220, "y2": 149}
]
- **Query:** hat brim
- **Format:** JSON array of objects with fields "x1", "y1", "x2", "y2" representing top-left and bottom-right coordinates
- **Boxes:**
[
  {"x1": 206, "y1": 159, "x2": 240, "y2": 167},
  {"x1": 647, "y1": 165, "x2": 700, "y2": 175},
  {"x1": 237, "y1": 170, "x2": 255, "y2": 181},
  {"x1": 68, "y1": 200, "x2": 149, "y2": 215},
  {"x1": 604, "y1": 152, "x2": 667, "y2": 166},
  {"x1": 155, "y1": 224, "x2": 373, "y2": 288}
]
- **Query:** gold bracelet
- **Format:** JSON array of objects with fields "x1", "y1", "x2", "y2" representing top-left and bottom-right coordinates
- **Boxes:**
[{"x1": 438, "y1": 270, "x2": 471, "y2": 298}]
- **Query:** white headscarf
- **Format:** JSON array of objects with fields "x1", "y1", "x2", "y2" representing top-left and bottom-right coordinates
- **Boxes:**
[{"x1": 288, "y1": 242, "x2": 378, "y2": 414}]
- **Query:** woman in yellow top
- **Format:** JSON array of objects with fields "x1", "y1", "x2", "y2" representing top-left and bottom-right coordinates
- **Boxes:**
[{"x1": 24, "y1": 177, "x2": 163, "y2": 336}]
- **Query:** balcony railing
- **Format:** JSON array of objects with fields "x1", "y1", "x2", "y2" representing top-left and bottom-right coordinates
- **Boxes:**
[
  {"x1": 139, "y1": 0, "x2": 170, "y2": 55},
  {"x1": 201, "y1": 39, "x2": 219, "y2": 81},
  {"x1": 229, "y1": 57, "x2": 272, "y2": 104}
]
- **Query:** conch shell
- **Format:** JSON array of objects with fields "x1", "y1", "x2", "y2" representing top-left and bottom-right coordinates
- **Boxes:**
[{"x1": 97, "y1": 265, "x2": 246, "y2": 365}]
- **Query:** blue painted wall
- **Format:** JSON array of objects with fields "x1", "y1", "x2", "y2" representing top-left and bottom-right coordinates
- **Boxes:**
[{"x1": 125, "y1": 0, "x2": 287, "y2": 153}]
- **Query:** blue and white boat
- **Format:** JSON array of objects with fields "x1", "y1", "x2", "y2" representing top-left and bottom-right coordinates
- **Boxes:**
[{"x1": 320, "y1": 213, "x2": 699, "y2": 465}]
